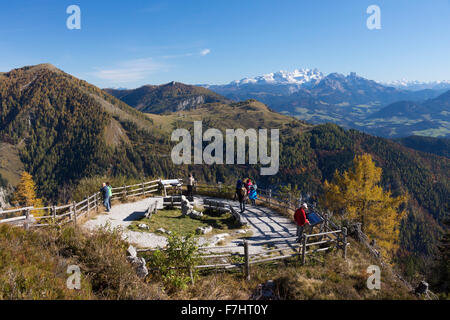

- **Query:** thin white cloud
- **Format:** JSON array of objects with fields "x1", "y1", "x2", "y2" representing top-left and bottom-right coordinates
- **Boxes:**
[
  {"x1": 90, "y1": 58, "x2": 166, "y2": 83},
  {"x1": 200, "y1": 49, "x2": 211, "y2": 56}
]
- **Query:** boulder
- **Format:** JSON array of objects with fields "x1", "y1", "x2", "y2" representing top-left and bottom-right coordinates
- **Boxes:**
[
  {"x1": 127, "y1": 256, "x2": 149, "y2": 279},
  {"x1": 197, "y1": 226, "x2": 213, "y2": 235},
  {"x1": 138, "y1": 223, "x2": 150, "y2": 230},
  {"x1": 156, "y1": 228, "x2": 167, "y2": 234},
  {"x1": 127, "y1": 245, "x2": 137, "y2": 258},
  {"x1": 181, "y1": 195, "x2": 203, "y2": 219},
  {"x1": 209, "y1": 233, "x2": 230, "y2": 245}
]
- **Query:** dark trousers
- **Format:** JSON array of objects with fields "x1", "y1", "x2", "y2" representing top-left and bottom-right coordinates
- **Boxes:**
[
  {"x1": 187, "y1": 185, "x2": 193, "y2": 197},
  {"x1": 240, "y1": 201, "x2": 246, "y2": 213},
  {"x1": 296, "y1": 225, "x2": 304, "y2": 242}
]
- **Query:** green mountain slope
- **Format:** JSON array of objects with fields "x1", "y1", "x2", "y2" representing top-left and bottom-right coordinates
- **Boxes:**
[
  {"x1": 396, "y1": 136, "x2": 450, "y2": 158},
  {"x1": 105, "y1": 82, "x2": 230, "y2": 114}
]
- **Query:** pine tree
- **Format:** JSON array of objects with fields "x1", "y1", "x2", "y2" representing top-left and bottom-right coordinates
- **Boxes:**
[{"x1": 323, "y1": 154, "x2": 407, "y2": 258}]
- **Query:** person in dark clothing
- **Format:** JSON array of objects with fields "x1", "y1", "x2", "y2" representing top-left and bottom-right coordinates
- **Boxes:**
[
  {"x1": 100, "y1": 182, "x2": 111, "y2": 212},
  {"x1": 234, "y1": 179, "x2": 243, "y2": 201},
  {"x1": 187, "y1": 173, "x2": 195, "y2": 198},
  {"x1": 237, "y1": 186, "x2": 247, "y2": 213}
]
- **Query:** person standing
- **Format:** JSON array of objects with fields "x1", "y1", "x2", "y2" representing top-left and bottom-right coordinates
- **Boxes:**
[
  {"x1": 249, "y1": 185, "x2": 258, "y2": 206},
  {"x1": 106, "y1": 182, "x2": 113, "y2": 210},
  {"x1": 294, "y1": 203, "x2": 310, "y2": 243},
  {"x1": 237, "y1": 186, "x2": 247, "y2": 213},
  {"x1": 100, "y1": 183, "x2": 111, "y2": 212},
  {"x1": 234, "y1": 179, "x2": 243, "y2": 201},
  {"x1": 187, "y1": 173, "x2": 195, "y2": 198}
]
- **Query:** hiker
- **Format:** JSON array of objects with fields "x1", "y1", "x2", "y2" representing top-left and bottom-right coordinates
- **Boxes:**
[
  {"x1": 106, "y1": 182, "x2": 113, "y2": 210},
  {"x1": 249, "y1": 185, "x2": 258, "y2": 206},
  {"x1": 237, "y1": 185, "x2": 248, "y2": 213},
  {"x1": 234, "y1": 179, "x2": 243, "y2": 201},
  {"x1": 294, "y1": 203, "x2": 310, "y2": 243},
  {"x1": 100, "y1": 182, "x2": 111, "y2": 212},
  {"x1": 187, "y1": 173, "x2": 195, "y2": 198},
  {"x1": 244, "y1": 178, "x2": 253, "y2": 194}
]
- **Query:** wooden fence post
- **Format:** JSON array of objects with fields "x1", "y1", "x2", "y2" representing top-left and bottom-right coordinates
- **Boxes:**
[
  {"x1": 268, "y1": 189, "x2": 272, "y2": 205},
  {"x1": 52, "y1": 205, "x2": 56, "y2": 224},
  {"x1": 124, "y1": 185, "x2": 127, "y2": 199},
  {"x1": 142, "y1": 182, "x2": 145, "y2": 196},
  {"x1": 302, "y1": 234, "x2": 307, "y2": 265},
  {"x1": 87, "y1": 195, "x2": 90, "y2": 214},
  {"x1": 244, "y1": 240, "x2": 250, "y2": 280},
  {"x1": 96, "y1": 193, "x2": 99, "y2": 213},
  {"x1": 73, "y1": 202, "x2": 77, "y2": 226},
  {"x1": 24, "y1": 209, "x2": 30, "y2": 230},
  {"x1": 342, "y1": 227, "x2": 348, "y2": 259}
]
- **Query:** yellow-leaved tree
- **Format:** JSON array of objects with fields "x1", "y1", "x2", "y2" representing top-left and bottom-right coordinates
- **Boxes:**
[
  {"x1": 322, "y1": 154, "x2": 407, "y2": 258},
  {"x1": 12, "y1": 171, "x2": 44, "y2": 214}
]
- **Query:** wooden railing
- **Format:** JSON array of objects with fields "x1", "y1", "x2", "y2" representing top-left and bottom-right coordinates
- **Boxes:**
[
  {"x1": 0, "y1": 179, "x2": 162, "y2": 229},
  {"x1": 137, "y1": 182, "x2": 349, "y2": 279}
]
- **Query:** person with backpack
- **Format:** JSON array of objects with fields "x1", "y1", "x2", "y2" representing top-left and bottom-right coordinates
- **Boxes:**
[
  {"x1": 294, "y1": 203, "x2": 310, "y2": 243},
  {"x1": 249, "y1": 185, "x2": 258, "y2": 206},
  {"x1": 100, "y1": 182, "x2": 111, "y2": 212},
  {"x1": 237, "y1": 185, "x2": 248, "y2": 213},
  {"x1": 234, "y1": 179, "x2": 243, "y2": 201}
]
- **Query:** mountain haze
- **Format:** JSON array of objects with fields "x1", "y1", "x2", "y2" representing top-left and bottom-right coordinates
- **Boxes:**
[{"x1": 206, "y1": 69, "x2": 448, "y2": 138}]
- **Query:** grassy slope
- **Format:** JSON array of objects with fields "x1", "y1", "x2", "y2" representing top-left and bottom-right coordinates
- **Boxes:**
[
  {"x1": 0, "y1": 223, "x2": 413, "y2": 300},
  {"x1": 0, "y1": 224, "x2": 164, "y2": 300}
]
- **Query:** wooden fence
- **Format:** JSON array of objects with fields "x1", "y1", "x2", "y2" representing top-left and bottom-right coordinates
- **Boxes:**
[
  {"x1": 1, "y1": 179, "x2": 348, "y2": 280},
  {"x1": 137, "y1": 182, "x2": 349, "y2": 279},
  {"x1": 0, "y1": 179, "x2": 161, "y2": 229}
]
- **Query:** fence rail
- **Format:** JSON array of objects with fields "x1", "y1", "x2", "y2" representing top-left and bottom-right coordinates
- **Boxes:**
[{"x1": 0, "y1": 179, "x2": 162, "y2": 229}]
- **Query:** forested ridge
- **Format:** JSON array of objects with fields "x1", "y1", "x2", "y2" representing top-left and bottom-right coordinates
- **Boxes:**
[{"x1": 0, "y1": 64, "x2": 448, "y2": 281}]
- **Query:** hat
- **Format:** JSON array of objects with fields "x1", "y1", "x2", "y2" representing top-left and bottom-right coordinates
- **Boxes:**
[{"x1": 302, "y1": 203, "x2": 308, "y2": 209}]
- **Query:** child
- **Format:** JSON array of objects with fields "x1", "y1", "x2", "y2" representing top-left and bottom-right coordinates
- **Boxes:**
[{"x1": 249, "y1": 185, "x2": 258, "y2": 206}]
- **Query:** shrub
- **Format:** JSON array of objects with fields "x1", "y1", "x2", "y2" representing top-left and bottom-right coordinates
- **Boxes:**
[{"x1": 146, "y1": 232, "x2": 202, "y2": 292}]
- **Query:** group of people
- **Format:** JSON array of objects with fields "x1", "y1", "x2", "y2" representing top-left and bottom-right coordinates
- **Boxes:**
[
  {"x1": 100, "y1": 182, "x2": 113, "y2": 212},
  {"x1": 234, "y1": 178, "x2": 258, "y2": 213},
  {"x1": 100, "y1": 177, "x2": 310, "y2": 242}
]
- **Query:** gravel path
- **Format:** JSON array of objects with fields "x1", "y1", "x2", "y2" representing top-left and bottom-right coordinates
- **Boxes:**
[{"x1": 82, "y1": 196, "x2": 298, "y2": 253}]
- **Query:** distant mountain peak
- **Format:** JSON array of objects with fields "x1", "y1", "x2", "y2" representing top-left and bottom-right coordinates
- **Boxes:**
[
  {"x1": 229, "y1": 68, "x2": 324, "y2": 87},
  {"x1": 381, "y1": 79, "x2": 450, "y2": 91}
]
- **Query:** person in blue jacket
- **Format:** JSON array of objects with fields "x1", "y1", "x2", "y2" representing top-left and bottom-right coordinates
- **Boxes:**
[{"x1": 249, "y1": 185, "x2": 258, "y2": 206}]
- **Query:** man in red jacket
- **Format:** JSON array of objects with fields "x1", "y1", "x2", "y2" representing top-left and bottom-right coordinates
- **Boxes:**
[{"x1": 294, "y1": 203, "x2": 310, "y2": 243}]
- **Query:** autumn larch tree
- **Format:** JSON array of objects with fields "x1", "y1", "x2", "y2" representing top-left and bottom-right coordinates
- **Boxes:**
[{"x1": 322, "y1": 154, "x2": 407, "y2": 258}]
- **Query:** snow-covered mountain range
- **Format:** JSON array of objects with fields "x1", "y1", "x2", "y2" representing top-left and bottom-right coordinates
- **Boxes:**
[
  {"x1": 228, "y1": 68, "x2": 324, "y2": 87},
  {"x1": 382, "y1": 80, "x2": 450, "y2": 91}
]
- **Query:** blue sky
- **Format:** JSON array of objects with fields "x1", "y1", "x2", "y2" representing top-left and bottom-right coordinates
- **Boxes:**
[{"x1": 0, "y1": 0, "x2": 449, "y2": 88}]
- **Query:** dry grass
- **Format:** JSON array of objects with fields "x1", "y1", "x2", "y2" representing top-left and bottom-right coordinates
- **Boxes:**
[
  {"x1": 171, "y1": 239, "x2": 415, "y2": 300},
  {"x1": 0, "y1": 224, "x2": 166, "y2": 300}
]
